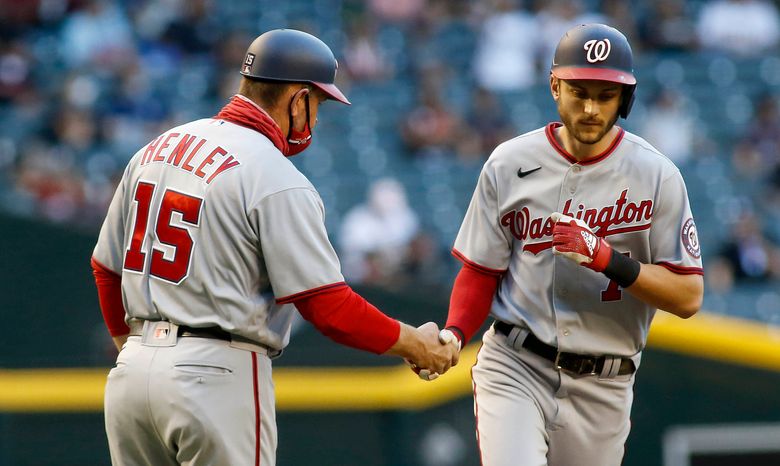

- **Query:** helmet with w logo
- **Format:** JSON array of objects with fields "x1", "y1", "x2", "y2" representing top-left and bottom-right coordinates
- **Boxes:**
[{"x1": 551, "y1": 23, "x2": 636, "y2": 118}]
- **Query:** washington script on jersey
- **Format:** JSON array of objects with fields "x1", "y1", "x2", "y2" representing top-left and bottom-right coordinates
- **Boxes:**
[
  {"x1": 137, "y1": 129, "x2": 241, "y2": 184},
  {"x1": 501, "y1": 188, "x2": 653, "y2": 254}
]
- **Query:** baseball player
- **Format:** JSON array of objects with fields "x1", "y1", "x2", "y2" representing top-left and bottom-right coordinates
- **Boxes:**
[
  {"x1": 440, "y1": 24, "x2": 704, "y2": 465},
  {"x1": 90, "y1": 29, "x2": 459, "y2": 466}
]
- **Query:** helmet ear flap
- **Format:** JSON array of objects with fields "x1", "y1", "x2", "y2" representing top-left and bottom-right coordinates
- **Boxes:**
[{"x1": 619, "y1": 85, "x2": 635, "y2": 119}]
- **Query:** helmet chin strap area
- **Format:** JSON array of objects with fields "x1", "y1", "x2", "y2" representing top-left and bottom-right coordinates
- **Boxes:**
[{"x1": 284, "y1": 90, "x2": 312, "y2": 157}]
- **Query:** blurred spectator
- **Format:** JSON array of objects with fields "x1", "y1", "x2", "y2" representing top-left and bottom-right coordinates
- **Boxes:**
[
  {"x1": 339, "y1": 178, "x2": 421, "y2": 285},
  {"x1": 1, "y1": 83, "x2": 46, "y2": 142},
  {"x1": 343, "y1": 17, "x2": 394, "y2": 82},
  {"x1": 718, "y1": 211, "x2": 780, "y2": 282},
  {"x1": 214, "y1": 31, "x2": 253, "y2": 101},
  {"x1": 53, "y1": 106, "x2": 100, "y2": 155},
  {"x1": 639, "y1": 88, "x2": 696, "y2": 166},
  {"x1": 472, "y1": 0, "x2": 540, "y2": 92},
  {"x1": 14, "y1": 141, "x2": 85, "y2": 223},
  {"x1": 0, "y1": 0, "x2": 44, "y2": 39},
  {"x1": 369, "y1": 0, "x2": 426, "y2": 25},
  {"x1": 102, "y1": 63, "x2": 169, "y2": 155},
  {"x1": 705, "y1": 256, "x2": 736, "y2": 295},
  {"x1": 400, "y1": 229, "x2": 449, "y2": 289},
  {"x1": 0, "y1": 39, "x2": 33, "y2": 103},
  {"x1": 400, "y1": 63, "x2": 463, "y2": 158},
  {"x1": 638, "y1": 0, "x2": 697, "y2": 52},
  {"x1": 535, "y1": 0, "x2": 606, "y2": 69},
  {"x1": 159, "y1": 0, "x2": 218, "y2": 55},
  {"x1": 730, "y1": 140, "x2": 771, "y2": 186},
  {"x1": 696, "y1": 0, "x2": 780, "y2": 57},
  {"x1": 400, "y1": 90, "x2": 462, "y2": 157},
  {"x1": 599, "y1": 0, "x2": 640, "y2": 49},
  {"x1": 744, "y1": 94, "x2": 780, "y2": 168},
  {"x1": 59, "y1": 0, "x2": 135, "y2": 70},
  {"x1": 460, "y1": 86, "x2": 515, "y2": 162}
]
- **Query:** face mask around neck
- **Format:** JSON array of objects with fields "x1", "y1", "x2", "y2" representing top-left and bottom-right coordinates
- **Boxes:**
[{"x1": 284, "y1": 91, "x2": 313, "y2": 156}]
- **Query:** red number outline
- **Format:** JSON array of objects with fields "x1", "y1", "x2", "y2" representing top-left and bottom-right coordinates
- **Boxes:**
[
  {"x1": 124, "y1": 181, "x2": 155, "y2": 273},
  {"x1": 123, "y1": 181, "x2": 203, "y2": 284}
]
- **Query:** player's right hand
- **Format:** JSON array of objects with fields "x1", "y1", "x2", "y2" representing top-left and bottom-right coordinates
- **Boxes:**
[
  {"x1": 406, "y1": 322, "x2": 460, "y2": 381},
  {"x1": 551, "y1": 212, "x2": 612, "y2": 272}
]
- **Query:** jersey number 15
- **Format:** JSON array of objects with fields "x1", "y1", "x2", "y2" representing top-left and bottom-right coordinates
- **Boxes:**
[{"x1": 123, "y1": 181, "x2": 203, "y2": 284}]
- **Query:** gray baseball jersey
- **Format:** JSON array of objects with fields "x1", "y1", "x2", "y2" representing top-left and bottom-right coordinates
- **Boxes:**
[
  {"x1": 94, "y1": 116, "x2": 345, "y2": 466},
  {"x1": 455, "y1": 123, "x2": 703, "y2": 466},
  {"x1": 454, "y1": 123, "x2": 703, "y2": 357},
  {"x1": 93, "y1": 118, "x2": 344, "y2": 351}
]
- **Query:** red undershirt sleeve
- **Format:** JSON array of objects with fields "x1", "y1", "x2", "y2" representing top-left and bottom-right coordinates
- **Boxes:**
[
  {"x1": 292, "y1": 285, "x2": 401, "y2": 354},
  {"x1": 91, "y1": 257, "x2": 130, "y2": 337},
  {"x1": 445, "y1": 263, "x2": 501, "y2": 345}
]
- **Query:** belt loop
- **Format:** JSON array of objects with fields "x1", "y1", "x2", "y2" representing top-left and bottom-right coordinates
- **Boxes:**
[
  {"x1": 599, "y1": 356, "x2": 621, "y2": 379},
  {"x1": 507, "y1": 326, "x2": 529, "y2": 352}
]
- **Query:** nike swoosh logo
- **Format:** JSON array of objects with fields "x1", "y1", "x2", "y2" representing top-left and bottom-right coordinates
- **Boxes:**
[{"x1": 517, "y1": 166, "x2": 541, "y2": 178}]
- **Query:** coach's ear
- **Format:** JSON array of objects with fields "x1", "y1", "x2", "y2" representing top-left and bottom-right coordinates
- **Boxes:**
[{"x1": 550, "y1": 75, "x2": 560, "y2": 101}]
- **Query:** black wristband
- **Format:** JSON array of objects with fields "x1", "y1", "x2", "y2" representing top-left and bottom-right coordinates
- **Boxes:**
[{"x1": 603, "y1": 250, "x2": 641, "y2": 288}]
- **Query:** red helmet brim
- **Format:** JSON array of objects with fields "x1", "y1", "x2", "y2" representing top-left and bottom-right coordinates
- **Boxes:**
[
  {"x1": 552, "y1": 67, "x2": 636, "y2": 85},
  {"x1": 311, "y1": 82, "x2": 351, "y2": 105}
]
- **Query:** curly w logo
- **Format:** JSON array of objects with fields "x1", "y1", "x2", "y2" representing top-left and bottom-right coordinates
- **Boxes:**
[{"x1": 583, "y1": 39, "x2": 611, "y2": 63}]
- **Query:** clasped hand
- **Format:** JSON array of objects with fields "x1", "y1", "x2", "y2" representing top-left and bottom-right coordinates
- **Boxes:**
[{"x1": 405, "y1": 322, "x2": 460, "y2": 381}]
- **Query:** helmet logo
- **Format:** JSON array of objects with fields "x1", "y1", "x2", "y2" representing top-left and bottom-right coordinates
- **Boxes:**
[
  {"x1": 242, "y1": 53, "x2": 255, "y2": 74},
  {"x1": 583, "y1": 39, "x2": 611, "y2": 63}
]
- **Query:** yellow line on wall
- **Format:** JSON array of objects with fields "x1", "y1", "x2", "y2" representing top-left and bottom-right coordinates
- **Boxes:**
[
  {"x1": 1, "y1": 312, "x2": 779, "y2": 413},
  {"x1": 647, "y1": 311, "x2": 780, "y2": 371},
  {"x1": 0, "y1": 368, "x2": 107, "y2": 413}
]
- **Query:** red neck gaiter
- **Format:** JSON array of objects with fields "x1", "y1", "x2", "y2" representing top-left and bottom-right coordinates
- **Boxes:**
[{"x1": 214, "y1": 94, "x2": 289, "y2": 154}]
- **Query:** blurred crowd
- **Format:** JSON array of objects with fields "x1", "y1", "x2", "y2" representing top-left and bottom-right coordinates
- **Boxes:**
[{"x1": 2, "y1": 0, "x2": 780, "y2": 314}]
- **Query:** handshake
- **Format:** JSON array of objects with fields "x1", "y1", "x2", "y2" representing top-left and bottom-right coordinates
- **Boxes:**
[{"x1": 392, "y1": 322, "x2": 461, "y2": 381}]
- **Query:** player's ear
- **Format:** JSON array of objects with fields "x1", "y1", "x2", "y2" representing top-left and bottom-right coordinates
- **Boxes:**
[
  {"x1": 550, "y1": 75, "x2": 560, "y2": 101},
  {"x1": 289, "y1": 86, "x2": 310, "y2": 117}
]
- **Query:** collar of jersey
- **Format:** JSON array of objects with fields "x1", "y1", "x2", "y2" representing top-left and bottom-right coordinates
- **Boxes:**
[
  {"x1": 544, "y1": 122, "x2": 625, "y2": 166},
  {"x1": 214, "y1": 94, "x2": 288, "y2": 154}
]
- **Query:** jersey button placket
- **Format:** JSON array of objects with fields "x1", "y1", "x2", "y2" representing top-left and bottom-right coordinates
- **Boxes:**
[
  {"x1": 567, "y1": 165, "x2": 580, "y2": 194},
  {"x1": 553, "y1": 165, "x2": 581, "y2": 356}
]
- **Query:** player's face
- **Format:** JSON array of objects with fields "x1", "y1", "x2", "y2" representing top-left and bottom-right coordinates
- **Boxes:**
[{"x1": 553, "y1": 78, "x2": 622, "y2": 145}]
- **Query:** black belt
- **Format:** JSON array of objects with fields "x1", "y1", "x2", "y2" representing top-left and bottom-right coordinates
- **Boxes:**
[
  {"x1": 128, "y1": 320, "x2": 232, "y2": 341},
  {"x1": 494, "y1": 321, "x2": 635, "y2": 376},
  {"x1": 178, "y1": 325, "x2": 232, "y2": 341}
]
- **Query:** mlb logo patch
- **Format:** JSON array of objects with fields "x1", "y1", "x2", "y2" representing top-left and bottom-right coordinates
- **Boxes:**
[
  {"x1": 242, "y1": 53, "x2": 255, "y2": 74},
  {"x1": 154, "y1": 327, "x2": 170, "y2": 339}
]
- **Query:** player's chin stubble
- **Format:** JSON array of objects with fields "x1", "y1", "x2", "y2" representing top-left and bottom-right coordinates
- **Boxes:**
[{"x1": 558, "y1": 103, "x2": 619, "y2": 145}]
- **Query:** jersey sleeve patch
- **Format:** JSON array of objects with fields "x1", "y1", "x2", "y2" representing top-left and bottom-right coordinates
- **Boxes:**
[{"x1": 681, "y1": 218, "x2": 701, "y2": 259}]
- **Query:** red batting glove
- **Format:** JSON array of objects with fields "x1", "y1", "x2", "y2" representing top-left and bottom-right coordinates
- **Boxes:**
[{"x1": 550, "y1": 212, "x2": 612, "y2": 272}]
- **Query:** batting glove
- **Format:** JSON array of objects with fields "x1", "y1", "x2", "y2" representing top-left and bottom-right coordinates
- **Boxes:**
[{"x1": 550, "y1": 212, "x2": 612, "y2": 272}]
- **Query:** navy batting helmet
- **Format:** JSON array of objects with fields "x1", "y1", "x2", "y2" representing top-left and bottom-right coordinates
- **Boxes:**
[
  {"x1": 551, "y1": 24, "x2": 636, "y2": 118},
  {"x1": 240, "y1": 29, "x2": 350, "y2": 105}
]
